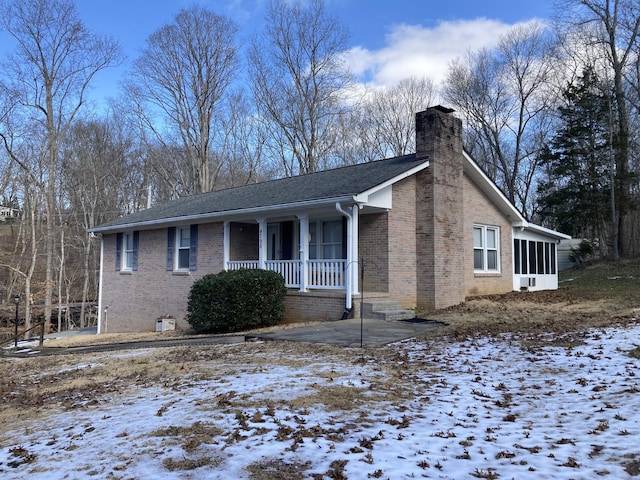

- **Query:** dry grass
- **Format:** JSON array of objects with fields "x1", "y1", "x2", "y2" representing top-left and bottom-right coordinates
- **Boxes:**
[
  {"x1": 1, "y1": 260, "x2": 639, "y2": 477},
  {"x1": 291, "y1": 385, "x2": 371, "y2": 411},
  {"x1": 23, "y1": 260, "x2": 640, "y2": 350},
  {"x1": 2, "y1": 260, "x2": 637, "y2": 439},
  {"x1": 42, "y1": 330, "x2": 191, "y2": 348},
  {"x1": 246, "y1": 459, "x2": 311, "y2": 479},
  {"x1": 419, "y1": 259, "x2": 640, "y2": 341},
  {"x1": 40, "y1": 318, "x2": 329, "y2": 349},
  {"x1": 0, "y1": 341, "x2": 355, "y2": 438},
  {"x1": 151, "y1": 422, "x2": 225, "y2": 452}
]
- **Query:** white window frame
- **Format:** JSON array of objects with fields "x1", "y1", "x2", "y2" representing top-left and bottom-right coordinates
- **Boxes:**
[
  {"x1": 175, "y1": 226, "x2": 191, "y2": 271},
  {"x1": 308, "y1": 219, "x2": 343, "y2": 260},
  {"x1": 122, "y1": 232, "x2": 134, "y2": 271},
  {"x1": 473, "y1": 225, "x2": 500, "y2": 273},
  {"x1": 321, "y1": 219, "x2": 343, "y2": 260}
]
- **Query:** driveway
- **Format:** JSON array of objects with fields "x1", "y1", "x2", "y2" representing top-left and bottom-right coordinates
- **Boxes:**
[{"x1": 4, "y1": 317, "x2": 445, "y2": 357}]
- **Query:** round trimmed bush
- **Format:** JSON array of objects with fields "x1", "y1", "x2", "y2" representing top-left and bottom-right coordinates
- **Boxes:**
[{"x1": 187, "y1": 269, "x2": 287, "y2": 333}]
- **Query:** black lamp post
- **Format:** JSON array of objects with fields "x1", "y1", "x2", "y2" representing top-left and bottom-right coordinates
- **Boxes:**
[{"x1": 13, "y1": 294, "x2": 20, "y2": 348}]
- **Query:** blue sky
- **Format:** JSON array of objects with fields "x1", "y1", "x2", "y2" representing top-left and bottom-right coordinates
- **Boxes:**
[{"x1": 66, "y1": 0, "x2": 553, "y2": 106}]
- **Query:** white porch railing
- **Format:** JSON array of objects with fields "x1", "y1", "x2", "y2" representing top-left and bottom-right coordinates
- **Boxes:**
[
  {"x1": 307, "y1": 259, "x2": 346, "y2": 289},
  {"x1": 265, "y1": 260, "x2": 301, "y2": 288},
  {"x1": 227, "y1": 260, "x2": 259, "y2": 270},
  {"x1": 226, "y1": 259, "x2": 346, "y2": 289}
]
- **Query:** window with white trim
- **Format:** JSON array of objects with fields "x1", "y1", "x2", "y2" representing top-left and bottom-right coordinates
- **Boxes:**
[
  {"x1": 167, "y1": 225, "x2": 197, "y2": 272},
  {"x1": 176, "y1": 226, "x2": 191, "y2": 270},
  {"x1": 308, "y1": 220, "x2": 344, "y2": 260},
  {"x1": 116, "y1": 231, "x2": 138, "y2": 271},
  {"x1": 322, "y1": 220, "x2": 343, "y2": 259},
  {"x1": 473, "y1": 225, "x2": 500, "y2": 272},
  {"x1": 123, "y1": 233, "x2": 134, "y2": 271}
]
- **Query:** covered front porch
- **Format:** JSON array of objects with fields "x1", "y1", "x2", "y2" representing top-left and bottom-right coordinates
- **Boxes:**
[{"x1": 222, "y1": 204, "x2": 360, "y2": 296}]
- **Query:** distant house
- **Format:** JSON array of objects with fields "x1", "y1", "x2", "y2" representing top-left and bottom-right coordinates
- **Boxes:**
[
  {"x1": 89, "y1": 106, "x2": 570, "y2": 333},
  {"x1": 0, "y1": 205, "x2": 18, "y2": 221}
]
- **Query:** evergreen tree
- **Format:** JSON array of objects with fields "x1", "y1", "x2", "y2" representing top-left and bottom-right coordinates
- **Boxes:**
[{"x1": 538, "y1": 67, "x2": 612, "y2": 250}]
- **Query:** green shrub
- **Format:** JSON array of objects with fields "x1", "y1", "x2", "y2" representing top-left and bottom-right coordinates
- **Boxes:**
[
  {"x1": 570, "y1": 240, "x2": 595, "y2": 268},
  {"x1": 187, "y1": 269, "x2": 287, "y2": 333}
]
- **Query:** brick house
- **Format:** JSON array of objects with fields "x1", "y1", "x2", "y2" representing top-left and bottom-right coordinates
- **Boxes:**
[{"x1": 89, "y1": 106, "x2": 569, "y2": 333}]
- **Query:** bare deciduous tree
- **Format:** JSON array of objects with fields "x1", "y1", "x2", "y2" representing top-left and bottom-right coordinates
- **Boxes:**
[
  {"x1": 249, "y1": 0, "x2": 353, "y2": 175},
  {"x1": 0, "y1": 0, "x2": 122, "y2": 329},
  {"x1": 0, "y1": 139, "x2": 47, "y2": 330},
  {"x1": 443, "y1": 22, "x2": 559, "y2": 219},
  {"x1": 0, "y1": 84, "x2": 17, "y2": 208},
  {"x1": 60, "y1": 116, "x2": 137, "y2": 326},
  {"x1": 216, "y1": 92, "x2": 273, "y2": 188},
  {"x1": 365, "y1": 77, "x2": 438, "y2": 159},
  {"x1": 127, "y1": 5, "x2": 240, "y2": 195}
]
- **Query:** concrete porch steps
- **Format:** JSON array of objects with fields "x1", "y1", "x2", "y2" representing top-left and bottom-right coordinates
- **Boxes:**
[{"x1": 361, "y1": 300, "x2": 416, "y2": 322}]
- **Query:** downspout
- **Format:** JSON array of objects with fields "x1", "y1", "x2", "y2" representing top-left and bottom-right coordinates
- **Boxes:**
[
  {"x1": 96, "y1": 234, "x2": 104, "y2": 334},
  {"x1": 336, "y1": 202, "x2": 353, "y2": 317},
  {"x1": 351, "y1": 203, "x2": 359, "y2": 294}
]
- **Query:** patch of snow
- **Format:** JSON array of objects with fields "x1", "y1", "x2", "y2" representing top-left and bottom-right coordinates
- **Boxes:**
[
  {"x1": 54, "y1": 363, "x2": 101, "y2": 374},
  {"x1": 1, "y1": 325, "x2": 639, "y2": 479}
]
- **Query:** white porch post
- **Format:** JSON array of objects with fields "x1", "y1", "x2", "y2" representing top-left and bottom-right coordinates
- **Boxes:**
[
  {"x1": 335, "y1": 202, "x2": 353, "y2": 312},
  {"x1": 258, "y1": 218, "x2": 267, "y2": 270},
  {"x1": 298, "y1": 214, "x2": 309, "y2": 292},
  {"x1": 351, "y1": 204, "x2": 359, "y2": 294},
  {"x1": 223, "y1": 221, "x2": 230, "y2": 270}
]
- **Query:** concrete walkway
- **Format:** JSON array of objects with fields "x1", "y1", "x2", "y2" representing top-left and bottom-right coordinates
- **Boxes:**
[
  {"x1": 3, "y1": 317, "x2": 446, "y2": 357},
  {"x1": 247, "y1": 317, "x2": 445, "y2": 347}
]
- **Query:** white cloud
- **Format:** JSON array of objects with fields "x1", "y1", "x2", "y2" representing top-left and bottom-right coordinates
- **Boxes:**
[{"x1": 345, "y1": 18, "x2": 541, "y2": 88}]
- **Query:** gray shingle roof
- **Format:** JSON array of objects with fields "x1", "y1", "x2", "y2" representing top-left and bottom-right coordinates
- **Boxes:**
[{"x1": 92, "y1": 154, "x2": 426, "y2": 232}]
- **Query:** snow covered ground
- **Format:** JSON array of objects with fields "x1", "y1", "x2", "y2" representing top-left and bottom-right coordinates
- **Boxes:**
[{"x1": 1, "y1": 323, "x2": 640, "y2": 479}]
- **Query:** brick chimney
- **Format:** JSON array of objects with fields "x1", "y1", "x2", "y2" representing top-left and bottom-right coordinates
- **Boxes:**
[{"x1": 415, "y1": 106, "x2": 465, "y2": 310}]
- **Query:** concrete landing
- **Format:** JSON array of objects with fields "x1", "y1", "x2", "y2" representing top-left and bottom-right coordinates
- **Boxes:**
[{"x1": 246, "y1": 317, "x2": 445, "y2": 347}]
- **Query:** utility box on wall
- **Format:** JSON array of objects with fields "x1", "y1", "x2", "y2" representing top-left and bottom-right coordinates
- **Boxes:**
[
  {"x1": 520, "y1": 277, "x2": 536, "y2": 290},
  {"x1": 156, "y1": 317, "x2": 176, "y2": 332}
]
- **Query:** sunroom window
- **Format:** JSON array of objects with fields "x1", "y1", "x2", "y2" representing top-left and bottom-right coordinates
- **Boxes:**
[{"x1": 514, "y1": 239, "x2": 556, "y2": 275}]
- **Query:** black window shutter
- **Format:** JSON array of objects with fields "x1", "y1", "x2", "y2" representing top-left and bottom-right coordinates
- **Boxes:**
[
  {"x1": 132, "y1": 231, "x2": 140, "y2": 271},
  {"x1": 189, "y1": 224, "x2": 198, "y2": 271},
  {"x1": 115, "y1": 233, "x2": 122, "y2": 271},
  {"x1": 167, "y1": 227, "x2": 176, "y2": 271}
]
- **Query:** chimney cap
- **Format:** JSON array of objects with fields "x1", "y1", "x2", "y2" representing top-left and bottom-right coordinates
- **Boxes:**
[{"x1": 431, "y1": 105, "x2": 455, "y2": 114}]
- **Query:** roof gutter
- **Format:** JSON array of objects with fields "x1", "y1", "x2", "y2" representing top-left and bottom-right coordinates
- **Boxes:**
[
  {"x1": 515, "y1": 221, "x2": 572, "y2": 240},
  {"x1": 88, "y1": 195, "x2": 357, "y2": 234}
]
